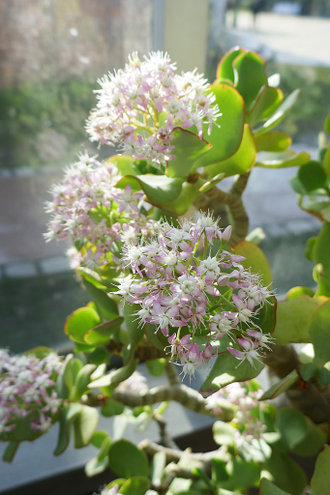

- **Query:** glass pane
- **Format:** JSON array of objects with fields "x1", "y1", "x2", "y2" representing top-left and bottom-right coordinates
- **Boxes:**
[{"x1": 0, "y1": 0, "x2": 153, "y2": 353}]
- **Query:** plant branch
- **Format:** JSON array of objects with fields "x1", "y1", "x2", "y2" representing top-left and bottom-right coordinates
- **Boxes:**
[
  {"x1": 194, "y1": 176, "x2": 250, "y2": 246},
  {"x1": 264, "y1": 344, "x2": 330, "y2": 424},
  {"x1": 110, "y1": 383, "x2": 234, "y2": 421}
]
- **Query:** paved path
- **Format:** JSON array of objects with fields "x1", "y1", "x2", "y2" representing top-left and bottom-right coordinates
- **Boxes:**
[{"x1": 226, "y1": 11, "x2": 330, "y2": 66}]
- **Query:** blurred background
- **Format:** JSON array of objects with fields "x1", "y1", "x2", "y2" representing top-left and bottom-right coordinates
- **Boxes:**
[{"x1": 0, "y1": 0, "x2": 329, "y2": 353}]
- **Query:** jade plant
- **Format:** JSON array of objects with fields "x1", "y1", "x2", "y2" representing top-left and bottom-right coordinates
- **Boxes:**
[{"x1": 1, "y1": 48, "x2": 330, "y2": 495}]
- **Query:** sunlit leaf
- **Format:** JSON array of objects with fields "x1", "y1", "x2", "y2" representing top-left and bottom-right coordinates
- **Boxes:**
[
  {"x1": 248, "y1": 87, "x2": 283, "y2": 126},
  {"x1": 166, "y1": 128, "x2": 212, "y2": 178},
  {"x1": 256, "y1": 150, "x2": 310, "y2": 168},
  {"x1": 205, "y1": 124, "x2": 256, "y2": 178},
  {"x1": 256, "y1": 132, "x2": 291, "y2": 152},
  {"x1": 254, "y1": 89, "x2": 300, "y2": 136}
]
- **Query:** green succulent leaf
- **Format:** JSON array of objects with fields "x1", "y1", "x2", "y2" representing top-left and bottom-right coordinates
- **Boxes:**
[
  {"x1": 116, "y1": 174, "x2": 183, "y2": 206},
  {"x1": 83, "y1": 280, "x2": 119, "y2": 321},
  {"x1": 313, "y1": 223, "x2": 330, "y2": 295},
  {"x1": 297, "y1": 160, "x2": 328, "y2": 192},
  {"x1": 101, "y1": 398, "x2": 125, "y2": 417},
  {"x1": 54, "y1": 403, "x2": 83, "y2": 455},
  {"x1": 213, "y1": 421, "x2": 236, "y2": 446},
  {"x1": 256, "y1": 132, "x2": 291, "y2": 152},
  {"x1": 193, "y1": 84, "x2": 245, "y2": 168},
  {"x1": 324, "y1": 111, "x2": 330, "y2": 135},
  {"x1": 70, "y1": 364, "x2": 96, "y2": 401},
  {"x1": 108, "y1": 155, "x2": 137, "y2": 175},
  {"x1": 65, "y1": 306, "x2": 101, "y2": 344},
  {"x1": 233, "y1": 240, "x2": 272, "y2": 286},
  {"x1": 256, "y1": 150, "x2": 310, "y2": 168},
  {"x1": 205, "y1": 124, "x2": 257, "y2": 178},
  {"x1": 259, "y1": 479, "x2": 290, "y2": 495},
  {"x1": 273, "y1": 294, "x2": 325, "y2": 345},
  {"x1": 88, "y1": 357, "x2": 138, "y2": 390},
  {"x1": 200, "y1": 347, "x2": 264, "y2": 396},
  {"x1": 216, "y1": 46, "x2": 245, "y2": 83},
  {"x1": 119, "y1": 477, "x2": 151, "y2": 495},
  {"x1": 286, "y1": 286, "x2": 315, "y2": 300},
  {"x1": 261, "y1": 448, "x2": 307, "y2": 495},
  {"x1": 259, "y1": 371, "x2": 299, "y2": 401},
  {"x1": 233, "y1": 51, "x2": 268, "y2": 110},
  {"x1": 2, "y1": 442, "x2": 20, "y2": 463},
  {"x1": 162, "y1": 181, "x2": 200, "y2": 216},
  {"x1": 311, "y1": 448, "x2": 330, "y2": 495},
  {"x1": 166, "y1": 128, "x2": 212, "y2": 178},
  {"x1": 248, "y1": 86, "x2": 283, "y2": 126},
  {"x1": 108, "y1": 439, "x2": 148, "y2": 478},
  {"x1": 73, "y1": 405, "x2": 99, "y2": 449},
  {"x1": 254, "y1": 89, "x2": 300, "y2": 136},
  {"x1": 310, "y1": 300, "x2": 330, "y2": 367},
  {"x1": 146, "y1": 358, "x2": 167, "y2": 377},
  {"x1": 84, "y1": 317, "x2": 123, "y2": 345},
  {"x1": 151, "y1": 451, "x2": 166, "y2": 487},
  {"x1": 124, "y1": 303, "x2": 145, "y2": 344}
]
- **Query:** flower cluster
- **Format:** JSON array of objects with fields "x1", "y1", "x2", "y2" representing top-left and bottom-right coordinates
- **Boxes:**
[
  {"x1": 208, "y1": 382, "x2": 267, "y2": 458},
  {"x1": 115, "y1": 371, "x2": 148, "y2": 395},
  {"x1": 116, "y1": 214, "x2": 273, "y2": 380},
  {"x1": 86, "y1": 52, "x2": 221, "y2": 166},
  {"x1": 44, "y1": 152, "x2": 152, "y2": 269},
  {"x1": 0, "y1": 350, "x2": 64, "y2": 437}
]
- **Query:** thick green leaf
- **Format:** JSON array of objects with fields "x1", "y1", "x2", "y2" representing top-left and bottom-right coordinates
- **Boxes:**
[
  {"x1": 313, "y1": 223, "x2": 330, "y2": 294},
  {"x1": 311, "y1": 448, "x2": 330, "y2": 495},
  {"x1": 233, "y1": 51, "x2": 267, "y2": 110},
  {"x1": 211, "y1": 458, "x2": 229, "y2": 484},
  {"x1": 248, "y1": 87, "x2": 283, "y2": 126},
  {"x1": 259, "y1": 479, "x2": 290, "y2": 495},
  {"x1": 290, "y1": 417, "x2": 326, "y2": 457},
  {"x1": 261, "y1": 449, "x2": 307, "y2": 495},
  {"x1": 88, "y1": 358, "x2": 138, "y2": 389},
  {"x1": 108, "y1": 440, "x2": 148, "y2": 478},
  {"x1": 193, "y1": 84, "x2": 245, "y2": 168},
  {"x1": 256, "y1": 150, "x2": 310, "y2": 168},
  {"x1": 162, "y1": 180, "x2": 200, "y2": 216},
  {"x1": 101, "y1": 398, "x2": 125, "y2": 417},
  {"x1": 323, "y1": 145, "x2": 330, "y2": 176},
  {"x1": 65, "y1": 306, "x2": 100, "y2": 344},
  {"x1": 286, "y1": 286, "x2": 315, "y2": 300},
  {"x1": 73, "y1": 405, "x2": 99, "y2": 448},
  {"x1": 84, "y1": 317, "x2": 123, "y2": 345},
  {"x1": 116, "y1": 175, "x2": 183, "y2": 206},
  {"x1": 54, "y1": 403, "x2": 82, "y2": 455},
  {"x1": 216, "y1": 47, "x2": 245, "y2": 83},
  {"x1": 70, "y1": 364, "x2": 96, "y2": 401},
  {"x1": 24, "y1": 346, "x2": 54, "y2": 359},
  {"x1": 120, "y1": 476, "x2": 151, "y2": 495},
  {"x1": 151, "y1": 451, "x2": 166, "y2": 487},
  {"x1": 166, "y1": 128, "x2": 212, "y2": 178},
  {"x1": 324, "y1": 111, "x2": 330, "y2": 135},
  {"x1": 85, "y1": 455, "x2": 109, "y2": 477},
  {"x1": 233, "y1": 241, "x2": 272, "y2": 286},
  {"x1": 2, "y1": 442, "x2": 20, "y2": 463},
  {"x1": 91, "y1": 430, "x2": 109, "y2": 448},
  {"x1": 254, "y1": 89, "x2": 300, "y2": 136},
  {"x1": 198, "y1": 173, "x2": 225, "y2": 193},
  {"x1": 200, "y1": 348, "x2": 264, "y2": 396},
  {"x1": 108, "y1": 155, "x2": 137, "y2": 175},
  {"x1": 213, "y1": 421, "x2": 236, "y2": 446},
  {"x1": 256, "y1": 132, "x2": 291, "y2": 152},
  {"x1": 273, "y1": 295, "x2": 325, "y2": 345},
  {"x1": 259, "y1": 371, "x2": 299, "y2": 401},
  {"x1": 310, "y1": 300, "x2": 330, "y2": 366},
  {"x1": 124, "y1": 303, "x2": 144, "y2": 344},
  {"x1": 83, "y1": 280, "x2": 119, "y2": 320},
  {"x1": 297, "y1": 160, "x2": 328, "y2": 192},
  {"x1": 222, "y1": 455, "x2": 261, "y2": 491},
  {"x1": 205, "y1": 124, "x2": 256, "y2": 178},
  {"x1": 275, "y1": 408, "x2": 309, "y2": 450},
  {"x1": 146, "y1": 358, "x2": 167, "y2": 377}
]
